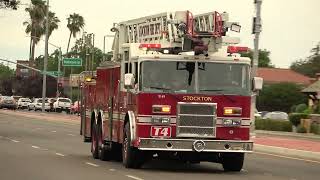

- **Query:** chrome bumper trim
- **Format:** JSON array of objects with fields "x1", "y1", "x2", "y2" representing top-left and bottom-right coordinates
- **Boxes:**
[{"x1": 138, "y1": 138, "x2": 253, "y2": 153}]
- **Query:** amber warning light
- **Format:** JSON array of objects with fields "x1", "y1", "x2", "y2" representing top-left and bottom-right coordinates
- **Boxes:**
[{"x1": 152, "y1": 105, "x2": 171, "y2": 114}]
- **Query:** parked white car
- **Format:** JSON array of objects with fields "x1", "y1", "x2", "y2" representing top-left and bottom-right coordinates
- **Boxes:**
[
  {"x1": 263, "y1": 111, "x2": 289, "y2": 121},
  {"x1": 17, "y1": 98, "x2": 32, "y2": 109},
  {"x1": 28, "y1": 98, "x2": 50, "y2": 111},
  {"x1": 53, "y1": 98, "x2": 72, "y2": 113}
]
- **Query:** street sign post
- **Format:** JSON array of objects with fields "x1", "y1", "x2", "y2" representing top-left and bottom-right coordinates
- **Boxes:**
[{"x1": 63, "y1": 58, "x2": 82, "y2": 67}]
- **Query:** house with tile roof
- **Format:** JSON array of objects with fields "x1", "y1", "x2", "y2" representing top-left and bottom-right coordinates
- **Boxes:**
[{"x1": 257, "y1": 68, "x2": 311, "y2": 86}]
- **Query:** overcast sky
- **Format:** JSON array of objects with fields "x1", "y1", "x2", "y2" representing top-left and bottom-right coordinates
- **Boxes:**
[{"x1": 0, "y1": 0, "x2": 319, "y2": 69}]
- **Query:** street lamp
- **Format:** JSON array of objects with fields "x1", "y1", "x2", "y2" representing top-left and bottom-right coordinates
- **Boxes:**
[{"x1": 103, "y1": 35, "x2": 114, "y2": 61}]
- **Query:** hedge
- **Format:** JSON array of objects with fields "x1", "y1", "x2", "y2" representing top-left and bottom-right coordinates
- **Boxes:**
[
  {"x1": 310, "y1": 123, "x2": 320, "y2": 135},
  {"x1": 255, "y1": 118, "x2": 292, "y2": 132},
  {"x1": 289, "y1": 113, "x2": 309, "y2": 127}
]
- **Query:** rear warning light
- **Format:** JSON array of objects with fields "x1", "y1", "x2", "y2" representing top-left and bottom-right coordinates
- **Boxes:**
[
  {"x1": 227, "y1": 46, "x2": 249, "y2": 53},
  {"x1": 152, "y1": 105, "x2": 171, "y2": 114},
  {"x1": 139, "y1": 43, "x2": 161, "y2": 49}
]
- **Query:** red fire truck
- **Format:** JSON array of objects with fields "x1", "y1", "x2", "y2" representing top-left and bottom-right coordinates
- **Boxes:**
[{"x1": 80, "y1": 10, "x2": 263, "y2": 171}]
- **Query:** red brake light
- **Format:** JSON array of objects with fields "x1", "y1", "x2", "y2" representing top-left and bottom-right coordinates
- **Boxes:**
[
  {"x1": 227, "y1": 46, "x2": 249, "y2": 53},
  {"x1": 139, "y1": 44, "x2": 161, "y2": 49}
]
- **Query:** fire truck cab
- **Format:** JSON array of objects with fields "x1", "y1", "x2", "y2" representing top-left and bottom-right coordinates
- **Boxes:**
[{"x1": 80, "y1": 10, "x2": 263, "y2": 171}]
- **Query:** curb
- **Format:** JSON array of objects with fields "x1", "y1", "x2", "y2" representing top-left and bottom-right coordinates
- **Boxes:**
[
  {"x1": 255, "y1": 130, "x2": 320, "y2": 140},
  {"x1": 254, "y1": 144, "x2": 320, "y2": 162}
]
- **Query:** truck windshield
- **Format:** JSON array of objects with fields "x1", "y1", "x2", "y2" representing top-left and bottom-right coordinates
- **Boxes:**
[{"x1": 140, "y1": 60, "x2": 250, "y2": 95}]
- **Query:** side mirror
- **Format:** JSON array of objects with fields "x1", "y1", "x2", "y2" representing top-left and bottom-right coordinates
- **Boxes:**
[
  {"x1": 253, "y1": 77, "x2": 263, "y2": 91},
  {"x1": 124, "y1": 73, "x2": 135, "y2": 89}
]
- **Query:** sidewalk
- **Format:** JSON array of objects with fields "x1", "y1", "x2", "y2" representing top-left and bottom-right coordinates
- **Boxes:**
[{"x1": 253, "y1": 130, "x2": 320, "y2": 161}]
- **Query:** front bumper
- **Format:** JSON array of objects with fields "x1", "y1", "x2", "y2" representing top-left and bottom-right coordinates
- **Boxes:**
[
  {"x1": 1, "y1": 104, "x2": 16, "y2": 108},
  {"x1": 138, "y1": 138, "x2": 253, "y2": 153}
]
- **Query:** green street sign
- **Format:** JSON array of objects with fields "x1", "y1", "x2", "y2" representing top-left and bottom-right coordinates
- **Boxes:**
[
  {"x1": 40, "y1": 71, "x2": 63, "y2": 78},
  {"x1": 63, "y1": 58, "x2": 82, "y2": 67}
]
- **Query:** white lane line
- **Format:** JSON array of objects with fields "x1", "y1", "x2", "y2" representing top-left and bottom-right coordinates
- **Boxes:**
[
  {"x1": 85, "y1": 162, "x2": 99, "y2": 167},
  {"x1": 51, "y1": 130, "x2": 57, "y2": 133},
  {"x1": 31, "y1": 145, "x2": 40, "y2": 149},
  {"x1": 241, "y1": 169, "x2": 248, "y2": 172},
  {"x1": 11, "y1": 139, "x2": 20, "y2": 143},
  {"x1": 126, "y1": 175, "x2": 144, "y2": 180},
  {"x1": 67, "y1": 133, "x2": 75, "y2": 136},
  {"x1": 109, "y1": 168, "x2": 116, "y2": 171},
  {"x1": 55, "y1": 153, "x2": 65, "y2": 157},
  {"x1": 255, "y1": 151, "x2": 320, "y2": 164},
  {"x1": 42, "y1": 148, "x2": 49, "y2": 151}
]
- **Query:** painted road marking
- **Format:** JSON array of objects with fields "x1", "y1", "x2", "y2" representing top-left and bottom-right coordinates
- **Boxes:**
[
  {"x1": 68, "y1": 134, "x2": 75, "y2": 136},
  {"x1": 85, "y1": 162, "x2": 99, "y2": 167},
  {"x1": 255, "y1": 151, "x2": 320, "y2": 164},
  {"x1": 51, "y1": 130, "x2": 57, "y2": 133},
  {"x1": 126, "y1": 175, "x2": 144, "y2": 180},
  {"x1": 11, "y1": 139, "x2": 20, "y2": 143},
  {"x1": 55, "y1": 153, "x2": 65, "y2": 157},
  {"x1": 31, "y1": 145, "x2": 40, "y2": 149},
  {"x1": 109, "y1": 168, "x2": 116, "y2": 171}
]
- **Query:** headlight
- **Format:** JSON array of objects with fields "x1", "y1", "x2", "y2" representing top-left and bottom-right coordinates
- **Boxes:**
[
  {"x1": 152, "y1": 116, "x2": 171, "y2": 124},
  {"x1": 223, "y1": 119, "x2": 241, "y2": 126}
]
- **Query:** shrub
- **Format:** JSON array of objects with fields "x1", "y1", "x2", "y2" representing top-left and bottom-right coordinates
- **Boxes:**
[
  {"x1": 297, "y1": 125, "x2": 307, "y2": 133},
  {"x1": 255, "y1": 118, "x2": 292, "y2": 132},
  {"x1": 289, "y1": 113, "x2": 309, "y2": 127},
  {"x1": 295, "y1": 104, "x2": 308, "y2": 113},
  {"x1": 310, "y1": 123, "x2": 320, "y2": 135}
]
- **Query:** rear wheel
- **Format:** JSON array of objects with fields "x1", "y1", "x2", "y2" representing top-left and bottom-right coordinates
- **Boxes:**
[
  {"x1": 91, "y1": 123, "x2": 99, "y2": 159},
  {"x1": 221, "y1": 153, "x2": 244, "y2": 172},
  {"x1": 97, "y1": 123, "x2": 112, "y2": 161},
  {"x1": 122, "y1": 123, "x2": 145, "y2": 169}
]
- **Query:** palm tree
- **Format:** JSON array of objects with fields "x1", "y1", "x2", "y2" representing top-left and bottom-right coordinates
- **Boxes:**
[
  {"x1": 45, "y1": 11, "x2": 60, "y2": 39},
  {"x1": 23, "y1": 0, "x2": 46, "y2": 62},
  {"x1": 66, "y1": 13, "x2": 85, "y2": 55}
]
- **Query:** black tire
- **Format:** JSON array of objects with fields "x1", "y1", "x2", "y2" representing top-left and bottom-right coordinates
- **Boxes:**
[
  {"x1": 97, "y1": 123, "x2": 112, "y2": 161},
  {"x1": 122, "y1": 123, "x2": 145, "y2": 169},
  {"x1": 91, "y1": 123, "x2": 99, "y2": 159},
  {"x1": 222, "y1": 153, "x2": 244, "y2": 172}
]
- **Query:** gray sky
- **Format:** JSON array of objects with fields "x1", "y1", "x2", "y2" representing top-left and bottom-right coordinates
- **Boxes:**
[{"x1": 0, "y1": 0, "x2": 319, "y2": 69}]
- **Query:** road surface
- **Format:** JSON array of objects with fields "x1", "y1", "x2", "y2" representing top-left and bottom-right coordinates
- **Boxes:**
[{"x1": 0, "y1": 111, "x2": 319, "y2": 180}]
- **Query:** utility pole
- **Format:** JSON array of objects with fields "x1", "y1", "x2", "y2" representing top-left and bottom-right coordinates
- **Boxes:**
[
  {"x1": 251, "y1": 0, "x2": 262, "y2": 133},
  {"x1": 56, "y1": 47, "x2": 62, "y2": 97},
  {"x1": 41, "y1": 0, "x2": 49, "y2": 113}
]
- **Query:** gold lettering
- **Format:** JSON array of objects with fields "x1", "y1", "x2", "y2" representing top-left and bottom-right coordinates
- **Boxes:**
[{"x1": 182, "y1": 96, "x2": 213, "y2": 102}]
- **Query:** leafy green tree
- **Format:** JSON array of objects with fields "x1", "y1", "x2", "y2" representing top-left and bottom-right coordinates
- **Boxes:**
[
  {"x1": 290, "y1": 55, "x2": 320, "y2": 78},
  {"x1": 66, "y1": 13, "x2": 85, "y2": 54},
  {"x1": 257, "y1": 83, "x2": 308, "y2": 112},
  {"x1": 241, "y1": 49, "x2": 274, "y2": 67},
  {"x1": 0, "y1": 63, "x2": 15, "y2": 95},
  {"x1": 0, "y1": 0, "x2": 19, "y2": 10},
  {"x1": 0, "y1": 63, "x2": 14, "y2": 79}
]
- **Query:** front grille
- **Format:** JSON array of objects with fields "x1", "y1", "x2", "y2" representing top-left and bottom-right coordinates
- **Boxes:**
[{"x1": 177, "y1": 103, "x2": 216, "y2": 138}]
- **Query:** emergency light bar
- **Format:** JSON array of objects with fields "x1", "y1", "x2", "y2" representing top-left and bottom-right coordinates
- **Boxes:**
[
  {"x1": 227, "y1": 46, "x2": 249, "y2": 53},
  {"x1": 139, "y1": 44, "x2": 161, "y2": 49}
]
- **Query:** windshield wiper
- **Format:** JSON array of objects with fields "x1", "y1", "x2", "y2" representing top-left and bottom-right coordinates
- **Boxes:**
[
  {"x1": 149, "y1": 86, "x2": 172, "y2": 91},
  {"x1": 199, "y1": 89, "x2": 223, "y2": 92}
]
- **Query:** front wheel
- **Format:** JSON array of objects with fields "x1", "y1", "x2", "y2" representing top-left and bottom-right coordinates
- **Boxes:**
[
  {"x1": 122, "y1": 123, "x2": 145, "y2": 169},
  {"x1": 221, "y1": 153, "x2": 244, "y2": 172}
]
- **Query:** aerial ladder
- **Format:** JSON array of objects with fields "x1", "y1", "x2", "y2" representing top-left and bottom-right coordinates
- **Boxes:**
[{"x1": 110, "y1": 10, "x2": 242, "y2": 60}]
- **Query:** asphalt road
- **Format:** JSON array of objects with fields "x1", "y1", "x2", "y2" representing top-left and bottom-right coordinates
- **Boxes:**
[{"x1": 0, "y1": 111, "x2": 320, "y2": 180}]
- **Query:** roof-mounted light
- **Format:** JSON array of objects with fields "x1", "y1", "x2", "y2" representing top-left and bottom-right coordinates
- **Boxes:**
[
  {"x1": 139, "y1": 43, "x2": 161, "y2": 49},
  {"x1": 227, "y1": 46, "x2": 249, "y2": 53}
]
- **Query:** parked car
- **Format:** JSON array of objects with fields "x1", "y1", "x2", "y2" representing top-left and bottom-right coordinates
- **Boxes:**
[
  {"x1": 17, "y1": 98, "x2": 32, "y2": 109},
  {"x1": 263, "y1": 111, "x2": 289, "y2": 121},
  {"x1": 28, "y1": 98, "x2": 50, "y2": 111},
  {"x1": 53, "y1": 98, "x2": 72, "y2": 113},
  {"x1": 47, "y1": 98, "x2": 57, "y2": 112},
  {"x1": 71, "y1": 101, "x2": 81, "y2": 115},
  {"x1": 0, "y1": 96, "x2": 17, "y2": 110}
]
